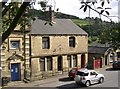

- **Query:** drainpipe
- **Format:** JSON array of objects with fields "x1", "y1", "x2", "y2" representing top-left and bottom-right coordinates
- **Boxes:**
[
  {"x1": 22, "y1": 18, "x2": 27, "y2": 80},
  {"x1": 28, "y1": 20, "x2": 34, "y2": 80},
  {"x1": 0, "y1": 44, "x2": 2, "y2": 87},
  {"x1": 29, "y1": 29, "x2": 32, "y2": 80},
  {"x1": 0, "y1": 4, "x2": 2, "y2": 87},
  {"x1": 23, "y1": 31, "x2": 26, "y2": 80}
]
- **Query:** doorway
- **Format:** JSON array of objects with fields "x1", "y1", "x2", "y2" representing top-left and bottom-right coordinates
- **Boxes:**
[
  {"x1": 105, "y1": 55, "x2": 108, "y2": 65},
  {"x1": 11, "y1": 63, "x2": 21, "y2": 81},
  {"x1": 81, "y1": 54, "x2": 86, "y2": 68},
  {"x1": 58, "y1": 56, "x2": 62, "y2": 71}
]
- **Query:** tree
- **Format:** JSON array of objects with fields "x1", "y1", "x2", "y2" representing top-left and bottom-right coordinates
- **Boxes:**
[
  {"x1": 79, "y1": 0, "x2": 112, "y2": 21},
  {"x1": 1, "y1": 1, "x2": 32, "y2": 45},
  {"x1": 98, "y1": 22, "x2": 120, "y2": 50},
  {"x1": 1, "y1": 0, "x2": 56, "y2": 45},
  {"x1": 79, "y1": 0, "x2": 120, "y2": 49}
]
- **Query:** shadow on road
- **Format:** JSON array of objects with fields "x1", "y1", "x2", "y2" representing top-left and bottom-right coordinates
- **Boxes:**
[
  {"x1": 106, "y1": 68, "x2": 120, "y2": 71},
  {"x1": 58, "y1": 77, "x2": 73, "y2": 82},
  {"x1": 56, "y1": 82, "x2": 86, "y2": 88}
]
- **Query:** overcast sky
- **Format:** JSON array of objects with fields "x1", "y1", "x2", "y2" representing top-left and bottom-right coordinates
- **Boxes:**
[{"x1": 34, "y1": 0, "x2": 119, "y2": 22}]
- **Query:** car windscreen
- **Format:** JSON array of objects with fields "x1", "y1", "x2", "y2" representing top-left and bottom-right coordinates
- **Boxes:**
[
  {"x1": 70, "y1": 69, "x2": 76, "y2": 73},
  {"x1": 76, "y1": 71, "x2": 88, "y2": 76},
  {"x1": 113, "y1": 61, "x2": 120, "y2": 64}
]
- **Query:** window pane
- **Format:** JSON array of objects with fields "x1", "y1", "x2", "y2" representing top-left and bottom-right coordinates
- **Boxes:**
[
  {"x1": 69, "y1": 37, "x2": 75, "y2": 47},
  {"x1": 42, "y1": 37, "x2": 50, "y2": 49},
  {"x1": 10, "y1": 41, "x2": 20, "y2": 49},
  {"x1": 76, "y1": 71, "x2": 88, "y2": 76}
]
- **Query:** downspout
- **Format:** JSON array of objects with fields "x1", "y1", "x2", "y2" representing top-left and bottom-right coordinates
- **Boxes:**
[
  {"x1": 29, "y1": 31, "x2": 32, "y2": 80},
  {"x1": 23, "y1": 30, "x2": 26, "y2": 79},
  {"x1": 0, "y1": 39, "x2": 2, "y2": 87}
]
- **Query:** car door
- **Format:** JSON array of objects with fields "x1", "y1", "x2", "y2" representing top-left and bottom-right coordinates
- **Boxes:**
[{"x1": 90, "y1": 71, "x2": 98, "y2": 84}]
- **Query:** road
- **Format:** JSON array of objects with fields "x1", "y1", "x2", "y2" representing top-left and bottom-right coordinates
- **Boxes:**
[{"x1": 3, "y1": 66, "x2": 119, "y2": 89}]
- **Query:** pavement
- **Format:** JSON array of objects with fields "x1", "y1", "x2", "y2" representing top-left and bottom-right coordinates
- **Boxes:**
[
  {"x1": 3, "y1": 65, "x2": 112, "y2": 87},
  {"x1": 4, "y1": 73, "x2": 68, "y2": 87}
]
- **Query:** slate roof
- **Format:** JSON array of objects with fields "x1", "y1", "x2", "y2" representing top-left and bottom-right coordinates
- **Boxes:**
[
  {"x1": 31, "y1": 19, "x2": 88, "y2": 35},
  {"x1": 89, "y1": 42, "x2": 110, "y2": 47},
  {"x1": 88, "y1": 46, "x2": 109, "y2": 54}
]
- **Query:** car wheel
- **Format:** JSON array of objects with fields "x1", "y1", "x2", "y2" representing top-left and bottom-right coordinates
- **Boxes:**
[
  {"x1": 85, "y1": 80, "x2": 91, "y2": 87},
  {"x1": 99, "y1": 77, "x2": 104, "y2": 83}
]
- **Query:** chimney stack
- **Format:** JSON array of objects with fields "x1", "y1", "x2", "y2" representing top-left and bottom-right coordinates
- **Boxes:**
[{"x1": 49, "y1": 6, "x2": 55, "y2": 24}]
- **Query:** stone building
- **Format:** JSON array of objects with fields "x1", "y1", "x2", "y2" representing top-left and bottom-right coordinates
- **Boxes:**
[
  {"x1": 88, "y1": 46, "x2": 115, "y2": 69},
  {"x1": 1, "y1": 26, "x2": 30, "y2": 81},
  {"x1": 30, "y1": 18, "x2": 88, "y2": 80},
  {"x1": 1, "y1": 18, "x2": 88, "y2": 81}
]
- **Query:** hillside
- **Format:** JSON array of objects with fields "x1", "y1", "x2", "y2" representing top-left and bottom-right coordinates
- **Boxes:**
[
  {"x1": 30, "y1": 9, "x2": 79, "y2": 20},
  {"x1": 72, "y1": 18, "x2": 94, "y2": 26}
]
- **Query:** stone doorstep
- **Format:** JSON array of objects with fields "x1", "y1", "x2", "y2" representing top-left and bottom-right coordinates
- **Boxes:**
[{"x1": 5, "y1": 81, "x2": 25, "y2": 87}]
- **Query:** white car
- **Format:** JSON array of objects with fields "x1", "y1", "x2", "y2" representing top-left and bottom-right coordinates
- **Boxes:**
[{"x1": 74, "y1": 68, "x2": 105, "y2": 87}]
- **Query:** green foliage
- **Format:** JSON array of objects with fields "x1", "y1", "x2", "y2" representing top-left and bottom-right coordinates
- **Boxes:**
[
  {"x1": 73, "y1": 17, "x2": 102, "y2": 36},
  {"x1": 72, "y1": 16, "x2": 119, "y2": 49},
  {"x1": 72, "y1": 19, "x2": 93, "y2": 26},
  {"x1": 88, "y1": 36, "x2": 99, "y2": 44},
  {"x1": 2, "y1": 2, "x2": 33, "y2": 34},
  {"x1": 2, "y1": 2, "x2": 20, "y2": 32},
  {"x1": 98, "y1": 22, "x2": 120, "y2": 50}
]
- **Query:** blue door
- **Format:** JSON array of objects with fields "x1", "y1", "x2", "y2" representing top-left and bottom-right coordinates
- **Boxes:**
[{"x1": 11, "y1": 63, "x2": 20, "y2": 81}]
